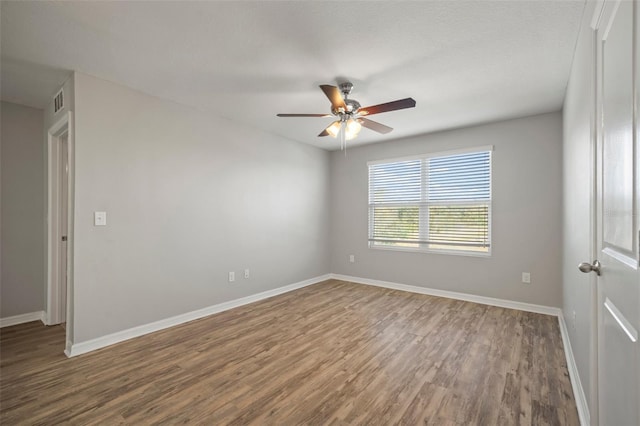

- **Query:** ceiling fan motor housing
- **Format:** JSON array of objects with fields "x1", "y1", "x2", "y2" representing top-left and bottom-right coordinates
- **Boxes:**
[
  {"x1": 330, "y1": 82, "x2": 360, "y2": 118},
  {"x1": 332, "y1": 98, "x2": 361, "y2": 118}
]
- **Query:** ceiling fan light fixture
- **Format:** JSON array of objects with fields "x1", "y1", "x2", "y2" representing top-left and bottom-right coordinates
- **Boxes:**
[
  {"x1": 344, "y1": 117, "x2": 361, "y2": 141},
  {"x1": 347, "y1": 118, "x2": 362, "y2": 135},
  {"x1": 326, "y1": 120, "x2": 342, "y2": 138},
  {"x1": 345, "y1": 131, "x2": 358, "y2": 141}
]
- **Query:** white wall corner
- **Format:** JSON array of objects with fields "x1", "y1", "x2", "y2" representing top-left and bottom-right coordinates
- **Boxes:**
[
  {"x1": 67, "y1": 274, "x2": 332, "y2": 357},
  {"x1": 558, "y1": 313, "x2": 590, "y2": 426},
  {"x1": 0, "y1": 311, "x2": 46, "y2": 328}
]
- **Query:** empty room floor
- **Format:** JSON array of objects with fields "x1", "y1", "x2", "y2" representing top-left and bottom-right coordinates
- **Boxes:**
[{"x1": 0, "y1": 280, "x2": 578, "y2": 425}]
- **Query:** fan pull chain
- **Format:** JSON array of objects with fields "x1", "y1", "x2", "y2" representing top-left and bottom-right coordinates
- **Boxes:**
[
  {"x1": 344, "y1": 129, "x2": 347, "y2": 156},
  {"x1": 339, "y1": 122, "x2": 348, "y2": 155}
]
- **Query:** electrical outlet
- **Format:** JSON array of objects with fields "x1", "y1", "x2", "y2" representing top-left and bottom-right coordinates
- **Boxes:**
[
  {"x1": 349, "y1": 254, "x2": 355, "y2": 263},
  {"x1": 228, "y1": 271, "x2": 235, "y2": 282},
  {"x1": 522, "y1": 272, "x2": 531, "y2": 284},
  {"x1": 244, "y1": 269, "x2": 250, "y2": 279},
  {"x1": 572, "y1": 310, "x2": 577, "y2": 329}
]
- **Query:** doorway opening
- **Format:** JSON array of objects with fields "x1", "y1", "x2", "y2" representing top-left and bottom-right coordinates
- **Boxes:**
[{"x1": 46, "y1": 112, "x2": 74, "y2": 356}]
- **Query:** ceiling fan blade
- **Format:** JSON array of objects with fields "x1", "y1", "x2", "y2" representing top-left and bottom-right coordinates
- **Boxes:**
[
  {"x1": 319, "y1": 85, "x2": 346, "y2": 111},
  {"x1": 358, "y1": 97, "x2": 416, "y2": 116},
  {"x1": 358, "y1": 117, "x2": 393, "y2": 134},
  {"x1": 318, "y1": 129, "x2": 330, "y2": 137},
  {"x1": 277, "y1": 113, "x2": 332, "y2": 117}
]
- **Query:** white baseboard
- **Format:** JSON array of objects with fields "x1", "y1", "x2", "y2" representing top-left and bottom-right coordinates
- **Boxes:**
[
  {"x1": 558, "y1": 313, "x2": 590, "y2": 426},
  {"x1": 67, "y1": 274, "x2": 331, "y2": 357},
  {"x1": 0, "y1": 311, "x2": 45, "y2": 328},
  {"x1": 330, "y1": 273, "x2": 561, "y2": 316}
]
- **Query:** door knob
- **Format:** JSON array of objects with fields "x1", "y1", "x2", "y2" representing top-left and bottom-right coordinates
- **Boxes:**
[{"x1": 578, "y1": 260, "x2": 601, "y2": 276}]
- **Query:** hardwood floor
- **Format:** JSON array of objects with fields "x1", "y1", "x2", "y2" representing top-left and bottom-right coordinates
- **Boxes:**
[{"x1": 0, "y1": 280, "x2": 579, "y2": 425}]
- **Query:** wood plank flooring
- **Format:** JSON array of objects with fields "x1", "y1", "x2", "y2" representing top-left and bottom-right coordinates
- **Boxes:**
[{"x1": 0, "y1": 280, "x2": 579, "y2": 425}]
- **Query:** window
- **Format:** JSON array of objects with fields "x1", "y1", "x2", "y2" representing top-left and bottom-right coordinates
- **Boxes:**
[{"x1": 368, "y1": 147, "x2": 492, "y2": 255}]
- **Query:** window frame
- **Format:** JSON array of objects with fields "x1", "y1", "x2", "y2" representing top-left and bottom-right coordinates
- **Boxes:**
[{"x1": 367, "y1": 145, "x2": 493, "y2": 257}]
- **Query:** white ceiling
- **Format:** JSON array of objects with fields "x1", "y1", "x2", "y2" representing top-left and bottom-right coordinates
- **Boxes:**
[{"x1": 1, "y1": 1, "x2": 585, "y2": 150}]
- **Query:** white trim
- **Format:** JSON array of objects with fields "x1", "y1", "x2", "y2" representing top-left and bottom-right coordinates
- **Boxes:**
[
  {"x1": 330, "y1": 273, "x2": 560, "y2": 316},
  {"x1": 65, "y1": 111, "x2": 75, "y2": 354},
  {"x1": 591, "y1": 0, "x2": 607, "y2": 30},
  {"x1": 602, "y1": 246, "x2": 638, "y2": 270},
  {"x1": 47, "y1": 112, "x2": 69, "y2": 137},
  {"x1": 558, "y1": 313, "x2": 591, "y2": 426},
  {"x1": 0, "y1": 311, "x2": 45, "y2": 328},
  {"x1": 601, "y1": 0, "x2": 622, "y2": 41},
  {"x1": 366, "y1": 145, "x2": 494, "y2": 166},
  {"x1": 369, "y1": 243, "x2": 491, "y2": 258},
  {"x1": 66, "y1": 274, "x2": 331, "y2": 357},
  {"x1": 46, "y1": 111, "x2": 75, "y2": 358},
  {"x1": 603, "y1": 297, "x2": 638, "y2": 342},
  {"x1": 46, "y1": 112, "x2": 73, "y2": 326}
]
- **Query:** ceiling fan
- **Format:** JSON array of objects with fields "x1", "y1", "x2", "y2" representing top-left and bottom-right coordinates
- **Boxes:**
[{"x1": 277, "y1": 82, "x2": 416, "y2": 146}]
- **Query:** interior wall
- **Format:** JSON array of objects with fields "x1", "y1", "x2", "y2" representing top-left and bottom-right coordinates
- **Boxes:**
[
  {"x1": 330, "y1": 112, "x2": 563, "y2": 307},
  {"x1": 72, "y1": 72, "x2": 331, "y2": 343},
  {"x1": 0, "y1": 101, "x2": 45, "y2": 318},
  {"x1": 562, "y1": 1, "x2": 596, "y2": 416}
]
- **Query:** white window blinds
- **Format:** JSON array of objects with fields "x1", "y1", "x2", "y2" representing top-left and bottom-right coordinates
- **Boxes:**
[{"x1": 368, "y1": 148, "x2": 492, "y2": 255}]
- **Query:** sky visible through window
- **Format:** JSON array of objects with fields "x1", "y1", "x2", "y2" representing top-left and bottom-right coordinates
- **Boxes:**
[
  {"x1": 369, "y1": 152, "x2": 490, "y2": 203},
  {"x1": 369, "y1": 150, "x2": 491, "y2": 254},
  {"x1": 429, "y1": 151, "x2": 490, "y2": 201}
]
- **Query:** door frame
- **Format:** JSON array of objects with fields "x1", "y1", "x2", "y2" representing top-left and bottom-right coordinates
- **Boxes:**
[
  {"x1": 583, "y1": 3, "x2": 607, "y2": 424},
  {"x1": 46, "y1": 111, "x2": 75, "y2": 356}
]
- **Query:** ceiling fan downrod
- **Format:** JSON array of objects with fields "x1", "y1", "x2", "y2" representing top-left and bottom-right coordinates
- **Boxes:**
[
  {"x1": 336, "y1": 82, "x2": 360, "y2": 119},
  {"x1": 339, "y1": 82, "x2": 353, "y2": 98}
]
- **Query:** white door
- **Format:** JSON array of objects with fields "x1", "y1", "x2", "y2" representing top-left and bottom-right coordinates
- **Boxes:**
[{"x1": 592, "y1": 1, "x2": 640, "y2": 424}]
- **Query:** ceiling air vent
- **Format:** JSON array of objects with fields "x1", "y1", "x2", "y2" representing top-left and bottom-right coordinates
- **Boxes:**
[{"x1": 53, "y1": 88, "x2": 64, "y2": 113}]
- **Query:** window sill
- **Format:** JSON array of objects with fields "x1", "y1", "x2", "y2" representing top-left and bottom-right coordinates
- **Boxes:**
[{"x1": 369, "y1": 244, "x2": 491, "y2": 258}]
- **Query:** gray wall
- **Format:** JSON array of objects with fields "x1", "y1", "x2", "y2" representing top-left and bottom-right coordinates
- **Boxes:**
[
  {"x1": 1, "y1": 101, "x2": 45, "y2": 317},
  {"x1": 72, "y1": 72, "x2": 330, "y2": 343},
  {"x1": 330, "y1": 112, "x2": 563, "y2": 307},
  {"x1": 562, "y1": 2, "x2": 596, "y2": 415}
]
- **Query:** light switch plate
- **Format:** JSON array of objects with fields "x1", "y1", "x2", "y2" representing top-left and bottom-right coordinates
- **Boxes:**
[{"x1": 94, "y1": 211, "x2": 107, "y2": 226}]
